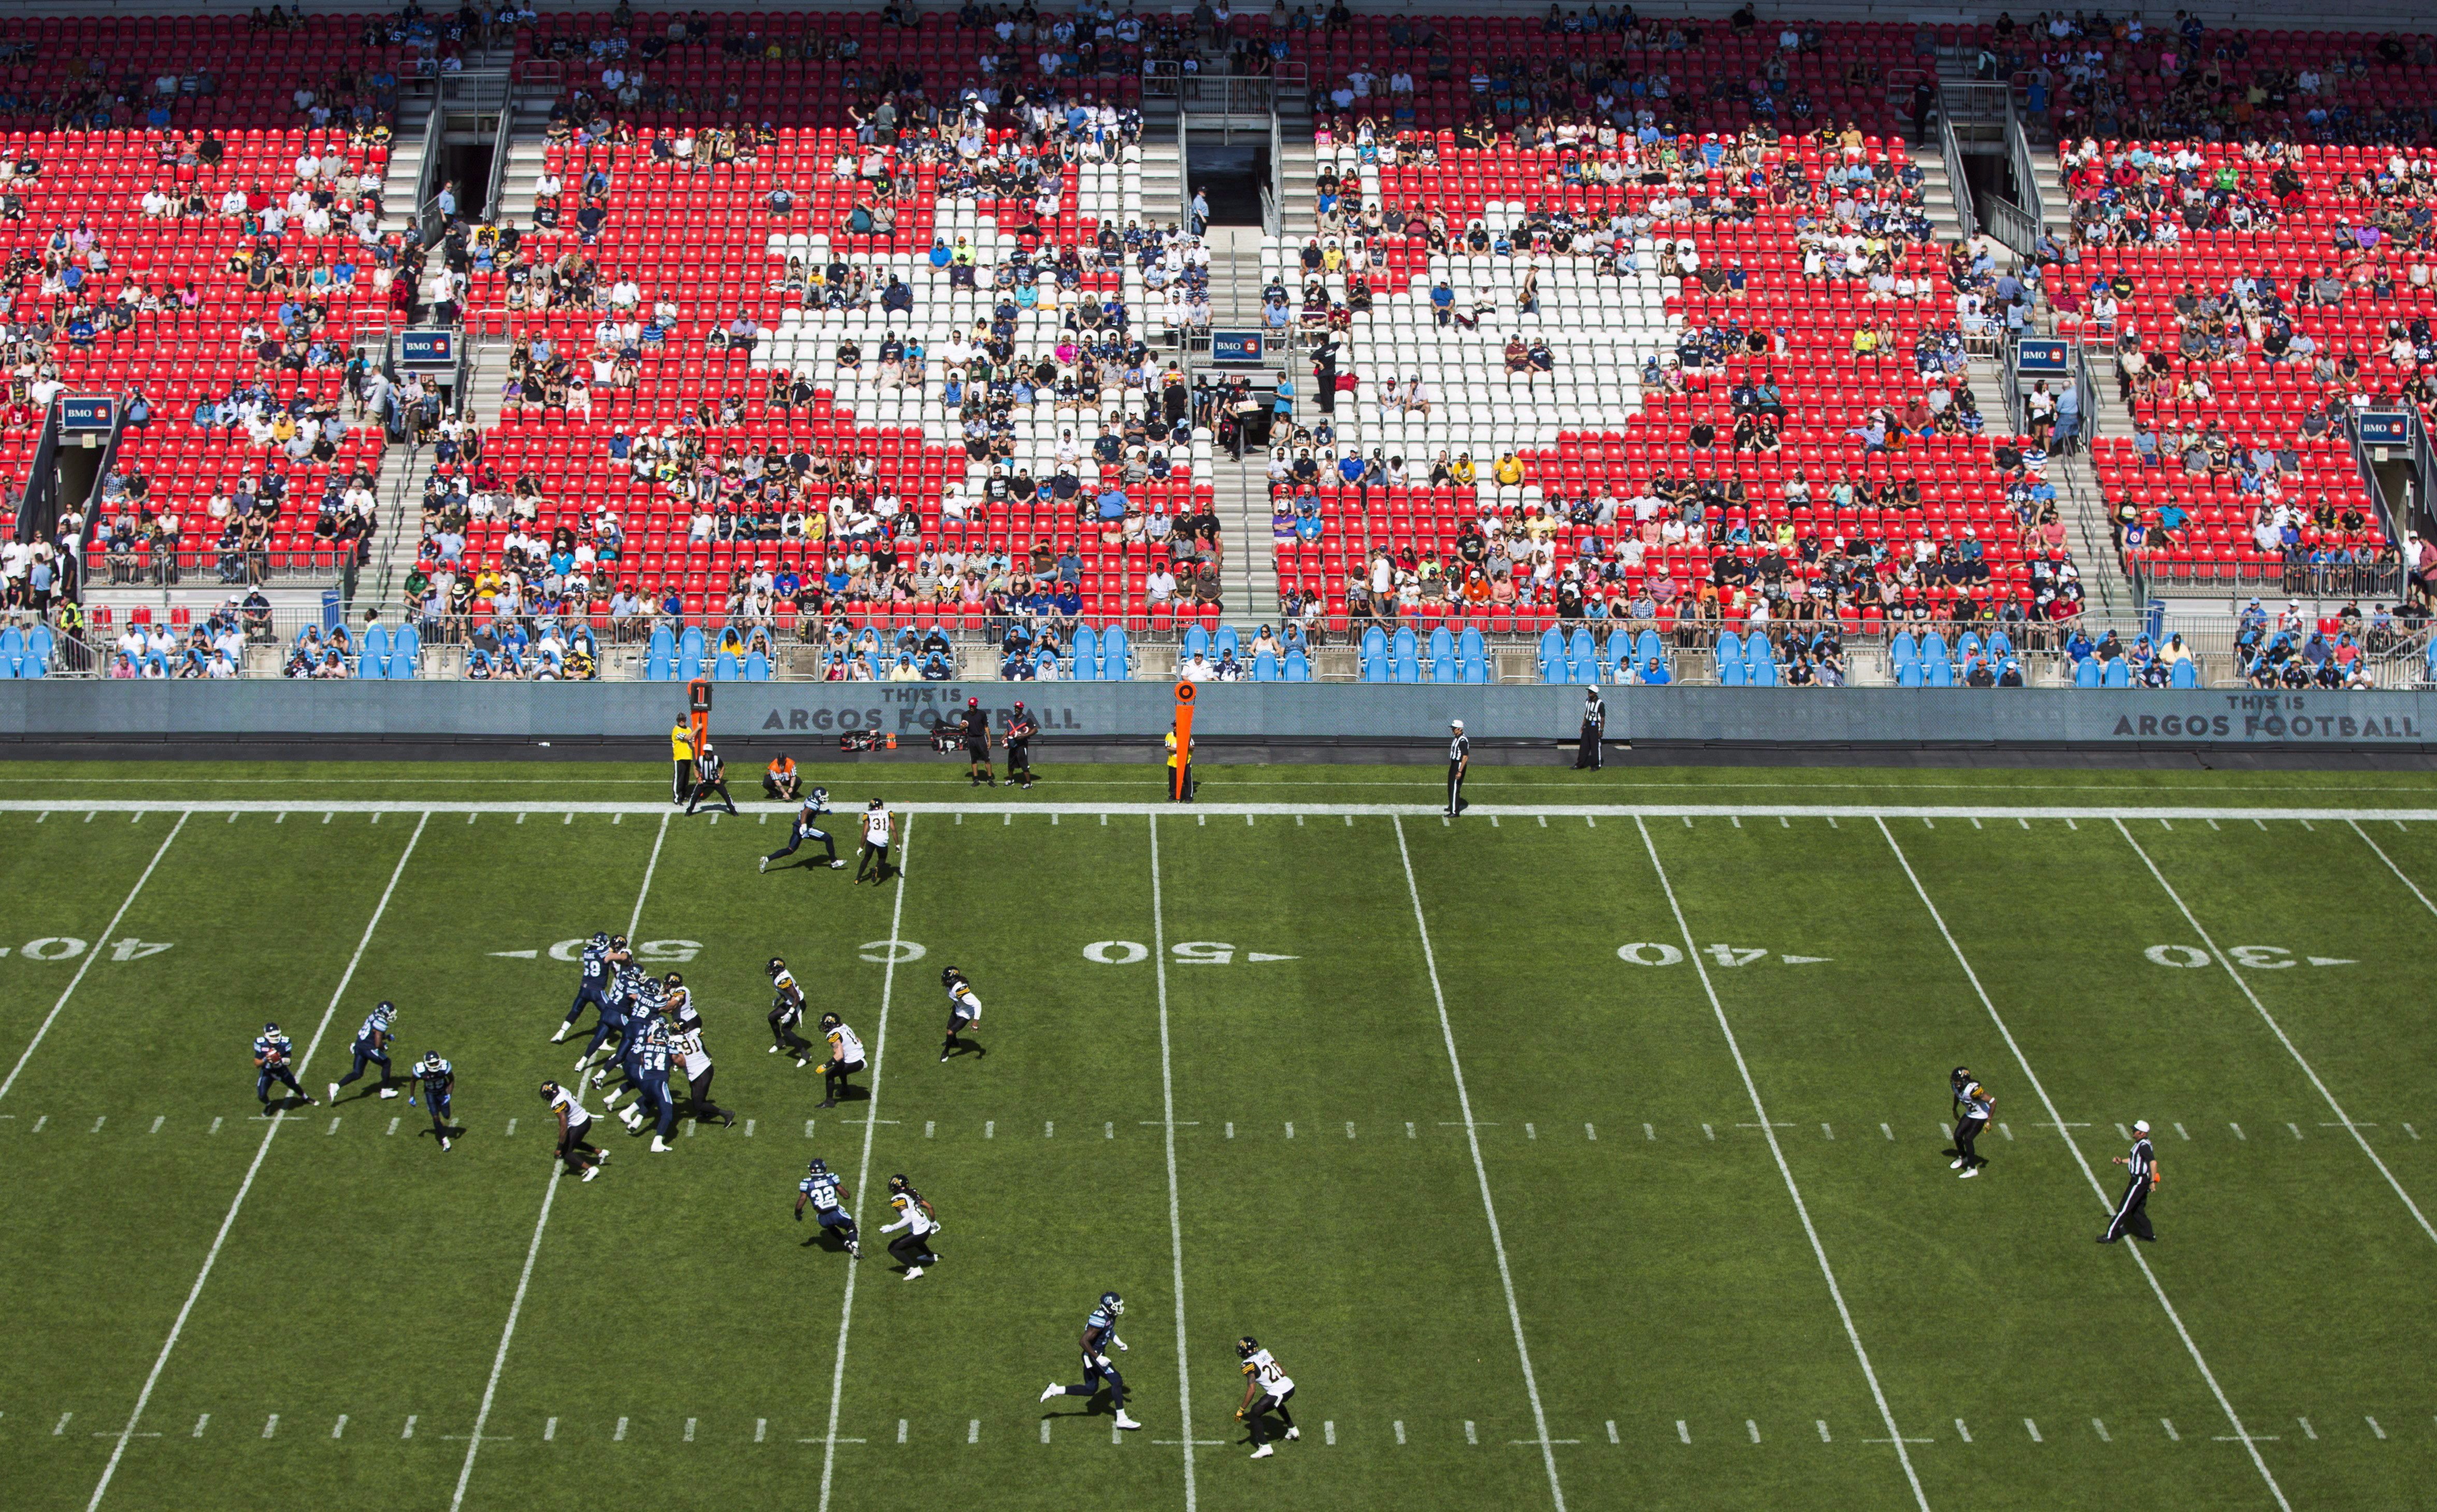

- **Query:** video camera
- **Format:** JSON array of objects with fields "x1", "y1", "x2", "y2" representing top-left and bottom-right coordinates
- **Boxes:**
[{"x1": 837, "y1": 730, "x2": 898, "y2": 753}]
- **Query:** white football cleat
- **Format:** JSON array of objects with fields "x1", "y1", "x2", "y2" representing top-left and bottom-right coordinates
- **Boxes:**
[
  {"x1": 550, "y1": 1025, "x2": 569, "y2": 1043},
  {"x1": 650, "y1": 1136, "x2": 671, "y2": 1153},
  {"x1": 1250, "y1": 1444, "x2": 1273, "y2": 1459},
  {"x1": 903, "y1": 1266, "x2": 924, "y2": 1280},
  {"x1": 438, "y1": 1136, "x2": 452, "y2": 1151},
  {"x1": 326, "y1": 1083, "x2": 340, "y2": 1104},
  {"x1": 1948, "y1": 1157, "x2": 1966, "y2": 1170},
  {"x1": 581, "y1": 1165, "x2": 599, "y2": 1182},
  {"x1": 574, "y1": 1054, "x2": 590, "y2": 1074},
  {"x1": 1284, "y1": 1427, "x2": 1299, "y2": 1441},
  {"x1": 758, "y1": 856, "x2": 770, "y2": 873},
  {"x1": 378, "y1": 1087, "x2": 399, "y2": 1100},
  {"x1": 1959, "y1": 1167, "x2": 1980, "y2": 1179},
  {"x1": 829, "y1": 859, "x2": 848, "y2": 869},
  {"x1": 601, "y1": 1087, "x2": 621, "y2": 1107},
  {"x1": 1039, "y1": 1383, "x2": 1062, "y2": 1404},
  {"x1": 768, "y1": 1044, "x2": 782, "y2": 1053},
  {"x1": 1114, "y1": 1412, "x2": 1142, "y2": 1431}
]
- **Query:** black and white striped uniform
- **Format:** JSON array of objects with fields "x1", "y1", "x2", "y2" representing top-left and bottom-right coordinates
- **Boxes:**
[
  {"x1": 2102, "y1": 1134, "x2": 2156, "y2": 1242},
  {"x1": 1445, "y1": 730, "x2": 1471, "y2": 815},
  {"x1": 1575, "y1": 691, "x2": 1606, "y2": 770}
]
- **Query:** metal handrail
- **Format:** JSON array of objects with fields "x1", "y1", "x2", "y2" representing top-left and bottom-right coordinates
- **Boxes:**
[
  {"x1": 1934, "y1": 108, "x2": 1977, "y2": 242},
  {"x1": 2003, "y1": 90, "x2": 2047, "y2": 243},
  {"x1": 479, "y1": 79, "x2": 517, "y2": 224}
]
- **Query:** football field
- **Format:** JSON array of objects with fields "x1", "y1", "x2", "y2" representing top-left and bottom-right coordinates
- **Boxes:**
[{"x1": 2, "y1": 760, "x2": 2434, "y2": 1512}]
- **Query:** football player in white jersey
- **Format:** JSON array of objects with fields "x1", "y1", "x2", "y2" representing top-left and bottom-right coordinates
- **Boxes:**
[
  {"x1": 1234, "y1": 1337, "x2": 1298, "y2": 1458},
  {"x1": 938, "y1": 965, "x2": 988, "y2": 1062},
  {"x1": 815, "y1": 1012, "x2": 867, "y2": 1110},
  {"x1": 853, "y1": 799, "x2": 896, "y2": 884}
]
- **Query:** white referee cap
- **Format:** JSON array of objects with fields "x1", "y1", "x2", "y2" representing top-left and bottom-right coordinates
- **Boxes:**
[
  {"x1": 2131, "y1": 1119, "x2": 2150, "y2": 1134},
  {"x1": 1450, "y1": 718, "x2": 1465, "y2": 729}
]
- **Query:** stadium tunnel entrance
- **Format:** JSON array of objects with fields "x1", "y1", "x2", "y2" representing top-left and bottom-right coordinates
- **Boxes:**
[{"x1": 1186, "y1": 132, "x2": 1270, "y2": 226}]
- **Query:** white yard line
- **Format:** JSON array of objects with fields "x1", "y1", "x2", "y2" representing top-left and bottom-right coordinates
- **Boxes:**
[
  {"x1": 1393, "y1": 817, "x2": 1566, "y2": 1512},
  {"x1": 0, "y1": 812, "x2": 191, "y2": 1105},
  {"x1": 11, "y1": 799, "x2": 2437, "y2": 821},
  {"x1": 2114, "y1": 820, "x2": 2437, "y2": 1249},
  {"x1": 87, "y1": 812, "x2": 429, "y2": 1512},
  {"x1": 2347, "y1": 818, "x2": 2437, "y2": 919},
  {"x1": 1633, "y1": 817, "x2": 1930, "y2": 1512},
  {"x1": 1879, "y1": 819, "x2": 2290, "y2": 1510},
  {"x1": 1146, "y1": 817, "x2": 1199, "y2": 1512},
  {"x1": 449, "y1": 812, "x2": 669, "y2": 1512},
  {"x1": 816, "y1": 814, "x2": 914, "y2": 1512}
]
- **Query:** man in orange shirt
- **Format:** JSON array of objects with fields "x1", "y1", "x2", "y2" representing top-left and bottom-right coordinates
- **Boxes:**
[{"x1": 763, "y1": 753, "x2": 800, "y2": 802}]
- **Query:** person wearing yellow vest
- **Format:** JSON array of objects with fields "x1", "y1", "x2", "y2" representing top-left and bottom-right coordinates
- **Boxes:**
[{"x1": 669, "y1": 718, "x2": 695, "y2": 804}]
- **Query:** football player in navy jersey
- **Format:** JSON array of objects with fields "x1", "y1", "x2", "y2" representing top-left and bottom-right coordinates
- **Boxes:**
[
  {"x1": 1039, "y1": 1292, "x2": 1141, "y2": 1429},
  {"x1": 761, "y1": 787, "x2": 848, "y2": 872},
  {"x1": 553, "y1": 932, "x2": 630, "y2": 1044},
  {"x1": 329, "y1": 1000, "x2": 400, "y2": 1105},
  {"x1": 794, "y1": 1157, "x2": 859, "y2": 1257},
  {"x1": 252, "y1": 1023, "x2": 315, "y2": 1114},
  {"x1": 412, "y1": 1052, "x2": 457, "y2": 1150}
]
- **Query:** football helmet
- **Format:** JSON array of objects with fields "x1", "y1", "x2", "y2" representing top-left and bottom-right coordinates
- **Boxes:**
[
  {"x1": 1100, "y1": 1291, "x2": 1124, "y2": 1316},
  {"x1": 819, "y1": 1012, "x2": 843, "y2": 1032},
  {"x1": 887, "y1": 1173, "x2": 910, "y2": 1194},
  {"x1": 377, "y1": 1000, "x2": 396, "y2": 1018},
  {"x1": 1950, "y1": 1066, "x2": 1972, "y2": 1093},
  {"x1": 421, "y1": 1052, "x2": 444, "y2": 1073},
  {"x1": 610, "y1": 933, "x2": 629, "y2": 951},
  {"x1": 1236, "y1": 1337, "x2": 1260, "y2": 1359},
  {"x1": 663, "y1": 971, "x2": 684, "y2": 989},
  {"x1": 537, "y1": 1079, "x2": 561, "y2": 1099},
  {"x1": 810, "y1": 786, "x2": 829, "y2": 805},
  {"x1": 262, "y1": 1021, "x2": 280, "y2": 1036},
  {"x1": 807, "y1": 1157, "x2": 829, "y2": 1176},
  {"x1": 592, "y1": 931, "x2": 610, "y2": 948},
  {"x1": 768, "y1": 956, "x2": 788, "y2": 977}
]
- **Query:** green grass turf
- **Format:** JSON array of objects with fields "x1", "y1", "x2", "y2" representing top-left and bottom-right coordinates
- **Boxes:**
[
  {"x1": 13, "y1": 756, "x2": 2437, "y2": 808},
  {"x1": 0, "y1": 769, "x2": 2432, "y2": 1512}
]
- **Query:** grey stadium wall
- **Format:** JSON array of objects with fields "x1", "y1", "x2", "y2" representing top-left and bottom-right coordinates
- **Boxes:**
[{"x1": 3, "y1": 684, "x2": 2434, "y2": 765}]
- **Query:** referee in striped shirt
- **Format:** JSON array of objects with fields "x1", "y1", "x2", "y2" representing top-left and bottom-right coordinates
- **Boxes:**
[
  {"x1": 1444, "y1": 719, "x2": 1470, "y2": 817},
  {"x1": 2099, "y1": 1120, "x2": 2159, "y2": 1243}
]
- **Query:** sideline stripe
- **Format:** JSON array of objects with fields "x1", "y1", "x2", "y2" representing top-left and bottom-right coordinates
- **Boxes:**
[
  {"x1": 449, "y1": 812, "x2": 669, "y2": 1512},
  {"x1": 1147, "y1": 818, "x2": 1198, "y2": 1512},
  {"x1": 1636, "y1": 816, "x2": 1930, "y2": 1512},
  {"x1": 2349, "y1": 817, "x2": 2437, "y2": 920},
  {"x1": 1395, "y1": 817, "x2": 1565, "y2": 1512},
  {"x1": 816, "y1": 814, "x2": 914, "y2": 1512},
  {"x1": 87, "y1": 813, "x2": 429, "y2": 1512},
  {"x1": 2115, "y1": 821, "x2": 2437, "y2": 1249},
  {"x1": 7, "y1": 800, "x2": 2437, "y2": 820},
  {"x1": 0, "y1": 812, "x2": 191, "y2": 1105},
  {"x1": 1881, "y1": 819, "x2": 2290, "y2": 1509}
]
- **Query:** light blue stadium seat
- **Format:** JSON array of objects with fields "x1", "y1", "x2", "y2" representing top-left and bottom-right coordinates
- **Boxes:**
[
  {"x1": 1457, "y1": 626, "x2": 1485, "y2": 663},
  {"x1": 2102, "y1": 658, "x2": 2130, "y2": 688},
  {"x1": 2075, "y1": 657, "x2": 2102, "y2": 688},
  {"x1": 389, "y1": 627, "x2": 420, "y2": 679},
  {"x1": 1925, "y1": 657, "x2": 1953, "y2": 687},
  {"x1": 1183, "y1": 625, "x2": 1210, "y2": 662},
  {"x1": 1720, "y1": 657, "x2": 1747, "y2": 687},
  {"x1": 1715, "y1": 631, "x2": 1744, "y2": 683},
  {"x1": 1748, "y1": 643, "x2": 1779, "y2": 688},
  {"x1": 1072, "y1": 626, "x2": 1099, "y2": 681},
  {"x1": 1898, "y1": 661, "x2": 1924, "y2": 688},
  {"x1": 2170, "y1": 658, "x2": 2199, "y2": 688},
  {"x1": 646, "y1": 653, "x2": 673, "y2": 681},
  {"x1": 1252, "y1": 650, "x2": 1279, "y2": 682},
  {"x1": 1431, "y1": 653, "x2": 1457, "y2": 683},
  {"x1": 1101, "y1": 625, "x2": 1130, "y2": 680},
  {"x1": 1427, "y1": 626, "x2": 1454, "y2": 663},
  {"x1": 1361, "y1": 654, "x2": 1390, "y2": 683},
  {"x1": 1283, "y1": 651, "x2": 1311, "y2": 682},
  {"x1": 1635, "y1": 629, "x2": 1662, "y2": 666},
  {"x1": 1214, "y1": 625, "x2": 1240, "y2": 659},
  {"x1": 1461, "y1": 655, "x2": 1488, "y2": 684},
  {"x1": 1394, "y1": 654, "x2": 1422, "y2": 684},
  {"x1": 744, "y1": 653, "x2": 770, "y2": 681},
  {"x1": 360, "y1": 625, "x2": 391, "y2": 680},
  {"x1": 1392, "y1": 626, "x2": 1418, "y2": 663},
  {"x1": 713, "y1": 652, "x2": 741, "y2": 682}
]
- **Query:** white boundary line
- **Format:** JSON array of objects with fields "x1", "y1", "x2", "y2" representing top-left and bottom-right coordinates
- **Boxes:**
[
  {"x1": 1878, "y1": 819, "x2": 2292, "y2": 1511},
  {"x1": 1393, "y1": 816, "x2": 1566, "y2": 1512},
  {"x1": 2113, "y1": 820, "x2": 2437, "y2": 1249},
  {"x1": 1146, "y1": 817, "x2": 1198, "y2": 1512},
  {"x1": 816, "y1": 813, "x2": 913, "y2": 1512},
  {"x1": 1632, "y1": 816, "x2": 1930, "y2": 1512},
  {"x1": 9, "y1": 799, "x2": 2437, "y2": 820},
  {"x1": 450, "y1": 812, "x2": 669, "y2": 1512},
  {"x1": 87, "y1": 812, "x2": 430, "y2": 1512},
  {"x1": 0, "y1": 811, "x2": 191, "y2": 1105}
]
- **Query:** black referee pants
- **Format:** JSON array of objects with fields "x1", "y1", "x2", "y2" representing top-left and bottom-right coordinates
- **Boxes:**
[
  {"x1": 1446, "y1": 762, "x2": 1468, "y2": 815},
  {"x1": 2101, "y1": 1177, "x2": 2155, "y2": 1242},
  {"x1": 1576, "y1": 721, "x2": 1602, "y2": 769}
]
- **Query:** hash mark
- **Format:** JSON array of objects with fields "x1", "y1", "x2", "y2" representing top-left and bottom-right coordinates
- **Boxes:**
[
  {"x1": 1609, "y1": 1421, "x2": 1621, "y2": 1444},
  {"x1": 687, "y1": 1418, "x2": 698, "y2": 1443},
  {"x1": 333, "y1": 1415, "x2": 348, "y2": 1439},
  {"x1": 1585, "y1": 1123, "x2": 1597, "y2": 1141},
  {"x1": 1882, "y1": 1123, "x2": 1893, "y2": 1140},
  {"x1": 615, "y1": 1417, "x2": 628, "y2": 1441},
  {"x1": 401, "y1": 1416, "x2": 414, "y2": 1438},
  {"x1": 151, "y1": 1116, "x2": 164, "y2": 1133},
  {"x1": 1816, "y1": 1420, "x2": 1830, "y2": 1442},
  {"x1": 1746, "y1": 1420, "x2": 1760, "y2": 1443},
  {"x1": 1954, "y1": 1419, "x2": 1971, "y2": 1443},
  {"x1": 2161, "y1": 1419, "x2": 2179, "y2": 1442},
  {"x1": 2298, "y1": 1417, "x2": 2315, "y2": 1440},
  {"x1": 196, "y1": 1414, "x2": 210, "y2": 1437},
  {"x1": 1394, "y1": 1421, "x2": 1406, "y2": 1444},
  {"x1": 1465, "y1": 1420, "x2": 1477, "y2": 1445},
  {"x1": 548, "y1": 1418, "x2": 559, "y2": 1441},
  {"x1": 1324, "y1": 1420, "x2": 1337, "y2": 1445},
  {"x1": 54, "y1": 1413, "x2": 71, "y2": 1435},
  {"x1": 896, "y1": 1420, "x2": 906, "y2": 1444},
  {"x1": 967, "y1": 1420, "x2": 978, "y2": 1443},
  {"x1": 2091, "y1": 1418, "x2": 2109, "y2": 1442},
  {"x1": 2367, "y1": 1416, "x2": 2386, "y2": 1439},
  {"x1": 2231, "y1": 1122, "x2": 2245, "y2": 1140},
  {"x1": 1676, "y1": 1420, "x2": 1690, "y2": 1444},
  {"x1": 2025, "y1": 1418, "x2": 2041, "y2": 1443},
  {"x1": 263, "y1": 1414, "x2": 279, "y2": 1438}
]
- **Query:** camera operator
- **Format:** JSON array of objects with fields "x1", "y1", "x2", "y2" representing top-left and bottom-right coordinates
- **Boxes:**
[{"x1": 956, "y1": 696, "x2": 995, "y2": 787}]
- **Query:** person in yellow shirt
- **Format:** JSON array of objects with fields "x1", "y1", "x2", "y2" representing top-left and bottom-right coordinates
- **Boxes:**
[
  {"x1": 669, "y1": 718, "x2": 695, "y2": 804},
  {"x1": 1450, "y1": 453, "x2": 1477, "y2": 486},
  {"x1": 1492, "y1": 451, "x2": 1525, "y2": 487},
  {"x1": 1164, "y1": 726, "x2": 1192, "y2": 802}
]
